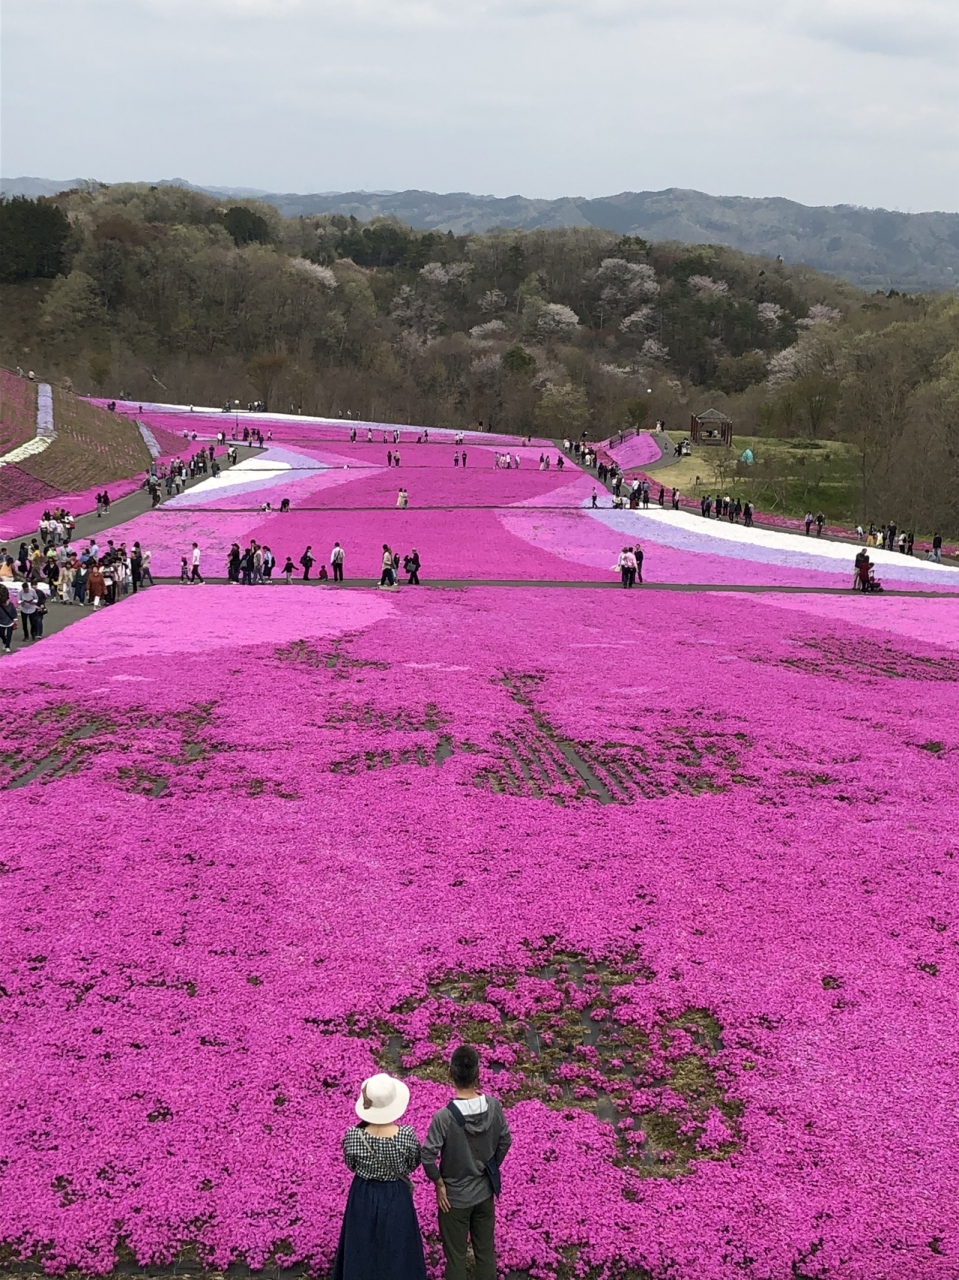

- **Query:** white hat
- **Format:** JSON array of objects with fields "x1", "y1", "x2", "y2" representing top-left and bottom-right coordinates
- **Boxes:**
[{"x1": 355, "y1": 1073, "x2": 410, "y2": 1124}]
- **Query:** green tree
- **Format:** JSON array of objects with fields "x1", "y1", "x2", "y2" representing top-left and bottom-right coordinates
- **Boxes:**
[
  {"x1": 714, "y1": 350, "x2": 768, "y2": 395},
  {"x1": 624, "y1": 398, "x2": 650, "y2": 430},
  {"x1": 0, "y1": 196, "x2": 71, "y2": 282},
  {"x1": 535, "y1": 383, "x2": 589, "y2": 437},
  {"x1": 88, "y1": 351, "x2": 112, "y2": 390},
  {"x1": 795, "y1": 374, "x2": 840, "y2": 439},
  {"x1": 248, "y1": 354, "x2": 287, "y2": 408},
  {"x1": 502, "y1": 345, "x2": 537, "y2": 377},
  {"x1": 40, "y1": 270, "x2": 107, "y2": 339},
  {"x1": 223, "y1": 206, "x2": 271, "y2": 246}
]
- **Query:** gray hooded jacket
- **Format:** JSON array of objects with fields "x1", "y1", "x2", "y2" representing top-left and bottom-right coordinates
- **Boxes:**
[{"x1": 422, "y1": 1095, "x2": 512, "y2": 1207}]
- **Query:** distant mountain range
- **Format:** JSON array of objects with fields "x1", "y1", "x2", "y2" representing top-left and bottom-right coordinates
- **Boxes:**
[{"x1": 3, "y1": 176, "x2": 958, "y2": 293}]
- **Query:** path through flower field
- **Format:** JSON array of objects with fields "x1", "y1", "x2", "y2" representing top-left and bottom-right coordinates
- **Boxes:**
[{"x1": 2, "y1": 409, "x2": 958, "y2": 1280}]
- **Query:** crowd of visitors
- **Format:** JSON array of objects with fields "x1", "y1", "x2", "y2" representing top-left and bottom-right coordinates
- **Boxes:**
[
  {"x1": 702, "y1": 494, "x2": 755, "y2": 525},
  {"x1": 854, "y1": 521, "x2": 938, "y2": 558},
  {"x1": 206, "y1": 539, "x2": 423, "y2": 588},
  {"x1": 0, "y1": 532, "x2": 156, "y2": 650}
]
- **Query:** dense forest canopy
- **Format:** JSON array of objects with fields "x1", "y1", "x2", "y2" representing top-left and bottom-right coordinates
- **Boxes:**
[{"x1": 1, "y1": 184, "x2": 957, "y2": 534}]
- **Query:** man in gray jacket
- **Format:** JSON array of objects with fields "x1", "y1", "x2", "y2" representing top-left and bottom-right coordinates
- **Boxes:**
[{"x1": 422, "y1": 1045, "x2": 512, "y2": 1280}]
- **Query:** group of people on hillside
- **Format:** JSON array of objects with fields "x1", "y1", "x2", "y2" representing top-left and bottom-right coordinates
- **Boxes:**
[
  {"x1": 38, "y1": 509, "x2": 78, "y2": 545},
  {"x1": 331, "y1": 1045, "x2": 511, "y2": 1280},
  {"x1": 855, "y1": 521, "x2": 920, "y2": 555},
  {"x1": 380, "y1": 544, "x2": 421, "y2": 587},
  {"x1": 616, "y1": 544, "x2": 645, "y2": 587},
  {"x1": 703, "y1": 494, "x2": 755, "y2": 525},
  {"x1": 228, "y1": 541, "x2": 421, "y2": 586}
]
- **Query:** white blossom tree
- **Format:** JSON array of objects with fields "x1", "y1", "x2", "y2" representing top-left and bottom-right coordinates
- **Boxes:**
[
  {"x1": 289, "y1": 258, "x2": 337, "y2": 290},
  {"x1": 469, "y1": 318, "x2": 508, "y2": 340},
  {"x1": 390, "y1": 285, "x2": 442, "y2": 339},
  {"x1": 798, "y1": 303, "x2": 842, "y2": 328},
  {"x1": 757, "y1": 302, "x2": 784, "y2": 326},
  {"x1": 620, "y1": 306, "x2": 653, "y2": 333},
  {"x1": 767, "y1": 345, "x2": 801, "y2": 388},
  {"x1": 478, "y1": 288, "x2": 507, "y2": 313},
  {"x1": 640, "y1": 338, "x2": 669, "y2": 364},
  {"x1": 536, "y1": 302, "x2": 580, "y2": 342},
  {"x1": 420, "y1": 261, "x2": 472, "y2": 289},
  {"x1": 688, "y1": 275, "x2": 729, "y2": 296}
]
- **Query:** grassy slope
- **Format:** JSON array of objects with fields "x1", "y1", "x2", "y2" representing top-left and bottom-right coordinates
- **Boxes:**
[
  {"x1": 16, "y1": 391, "x2": 151, "y2": 492},
  {"x1": 652, "y1": 436, "x2": 862, "y2": 524},
  {"x1": 0, "y1": 369, "x2": 38, "y2": 453}
]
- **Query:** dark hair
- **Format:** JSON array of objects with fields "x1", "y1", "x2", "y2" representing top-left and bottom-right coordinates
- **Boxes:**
[{"x1": 450, "y1": 1044, "x2": 480, "y2": 1088}]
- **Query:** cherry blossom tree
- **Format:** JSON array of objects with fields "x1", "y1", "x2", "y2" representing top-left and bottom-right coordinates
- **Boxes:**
[
  {"x1": 757, "y1": 302, "x2": 783, "y2": 327},
  {"x1": 288, "y1": 258, "x2": 337, "y2": 290},
  {"x1": 688, "y1": 275, "x2": 729, "y2": 296},
  {"x1": 536, "y1": 302, "x2": 580, "y2": 341},
  {"x1": 469, "y1": 319, "x2": 508, "y2": 340},
  {"x1": 798, "y1": 303, "x2": 842, "y2": 328}
]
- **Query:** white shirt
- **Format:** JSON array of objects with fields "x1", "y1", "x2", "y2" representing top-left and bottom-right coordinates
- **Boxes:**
[{"x1": 192, "y1": 548, "x2": 201, "y2": 566}]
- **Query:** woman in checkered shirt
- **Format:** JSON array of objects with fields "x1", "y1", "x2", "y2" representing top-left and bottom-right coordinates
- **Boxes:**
[{"x1": 331, "y1": 1073, "x2": 427, "y2": 1280}]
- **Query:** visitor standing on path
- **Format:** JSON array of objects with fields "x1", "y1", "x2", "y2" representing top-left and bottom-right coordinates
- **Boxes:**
[
  {"x1": 404, "y1": 549, "x2": 421, "y2": 585},
  {"x1": 617, "y1": 547, "x2": 637, "y2": 588},
  {"x1": 634, "y1": 543, "x2": 644, "y2": 584},
  {"x1": 804, "y1": 512, "x2": 814, "y2": 535},
  {"x1": 331, "y1": 543, "x2": 345, "y2": 582},
  {"x1": 0, "y1": 586, "x2": 17, "y2": 653},
  {"x1": 130, "y1": 543, "x2": 143, "y2": 593},
  {"x1": 422, "y1": 1045, "x2": 512, "y2": 1280},
  {"x1": 380, "y1": 545, "x2": 395, "y2": 587},
  {"x1": 300, "y1": 546, "x2": 315, "y2": 581},
  {"x1": 330, "y1": 1073, "x2": 428, "y2": 1280},
  {"x1": 19, "y1": 582, "x2": 43, "y2": 638},
  {"x1": 190, "y1": 543, "x2": 204, "y2": 583}
]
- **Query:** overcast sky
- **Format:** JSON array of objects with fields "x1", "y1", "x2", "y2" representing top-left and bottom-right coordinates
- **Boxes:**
[{"x1": 2, "y1": 0, "x2": 958, "y2": 211}]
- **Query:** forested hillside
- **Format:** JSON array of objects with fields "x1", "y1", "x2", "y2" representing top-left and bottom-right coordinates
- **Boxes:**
[{"x1": 1, "y1": 184, "x2": 957, "y2": 533}]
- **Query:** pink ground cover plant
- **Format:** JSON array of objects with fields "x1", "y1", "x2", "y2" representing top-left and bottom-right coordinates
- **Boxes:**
[
  {"x1": 1, "y1": 586, "x2": 958, "y2": 1279},
  {"x1": 73, "y1": 419, "x2": 957, "y2": 591}
]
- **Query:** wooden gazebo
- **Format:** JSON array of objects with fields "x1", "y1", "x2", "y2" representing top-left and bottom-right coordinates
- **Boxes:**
[{"x1": 690, "y1": 408, "x2": 733, "y2": 447}]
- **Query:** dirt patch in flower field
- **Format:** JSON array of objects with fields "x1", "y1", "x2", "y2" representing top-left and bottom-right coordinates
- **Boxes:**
[
  {"x1": 774, "y1": 634, "x2": 959, "y2": 682},
  {"x1": 0, "y1": 700, "x2": 215, "y2": 795},
  {"x1": 364, "y1": 946, "x2": 742, "y2": 1177}
]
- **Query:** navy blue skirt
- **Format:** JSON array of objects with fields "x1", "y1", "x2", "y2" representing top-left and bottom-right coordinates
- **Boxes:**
[{"x1": 331, "y1": 1176, "x2": 428, "y2": 1280}]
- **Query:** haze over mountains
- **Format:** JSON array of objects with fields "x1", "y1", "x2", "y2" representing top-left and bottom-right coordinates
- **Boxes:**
[{"x1": 3, "y1": 176, "x2": 958, "y2": 294}]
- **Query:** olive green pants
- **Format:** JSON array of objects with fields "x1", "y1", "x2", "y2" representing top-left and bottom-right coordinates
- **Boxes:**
[{"x1": 438, "y1": 1195, "x2": 496, "y2": 1280}]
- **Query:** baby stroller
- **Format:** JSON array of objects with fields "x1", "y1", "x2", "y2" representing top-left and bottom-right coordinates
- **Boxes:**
[{"x1": 863, "y1": 573, "x2": 884, "y2": 593}]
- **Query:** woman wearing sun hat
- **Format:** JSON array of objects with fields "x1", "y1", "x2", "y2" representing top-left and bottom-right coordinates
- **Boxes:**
[{"x1": 331, "y1": 1072, "x2": 427, "y2": 1280}]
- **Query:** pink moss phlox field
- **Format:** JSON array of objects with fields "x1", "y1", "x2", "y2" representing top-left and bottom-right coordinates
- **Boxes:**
[
  {"x1": 48, "y1": 409, "x2": 956, "y2": 588},
  {"x1": 2, "y1": 586, "x2": 958, "y2": 1279},
  {"x1": 604, "y1": 432, "x2": 663, "y2": 470}
]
